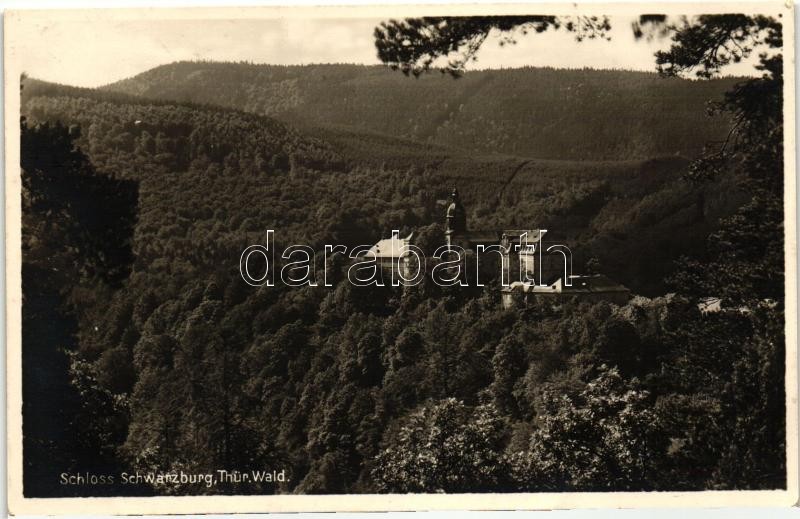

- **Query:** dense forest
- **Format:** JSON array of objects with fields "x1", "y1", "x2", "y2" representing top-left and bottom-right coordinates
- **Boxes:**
[
  {"x1": 22, "y1": 77, "x2": 745, "y2": 296},
  {"x1": 20, "y1": 31, "x2": 785, "y2": 497},
  {"x1": 105, "y1": 62, "x2": 741, "y2": 161}
]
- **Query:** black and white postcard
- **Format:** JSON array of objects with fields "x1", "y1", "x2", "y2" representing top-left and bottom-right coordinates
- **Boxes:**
[{"x1": 4, "y1": 2, "x2": 797, "y2": 514}]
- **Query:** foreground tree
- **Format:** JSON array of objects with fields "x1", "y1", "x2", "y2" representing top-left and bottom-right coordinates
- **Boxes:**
[
  {"x1": 21, "y1": 118, "x2": 139, "y2": 496},
  {"x1": 372, "y1": 399, "x2": 508, "y2": 492},
  {"x1": 510, "y1": 367, "x2": 668, "y2": 491},
  {"x1": 660, "y1": 15, "x2": 786, "y2": 489},
  {"x1": 374, "y1": 15, "x2": 611, "y2": 77},
  {"x1": 22, "y1": 119, "x2": 139, "y2": 286}
]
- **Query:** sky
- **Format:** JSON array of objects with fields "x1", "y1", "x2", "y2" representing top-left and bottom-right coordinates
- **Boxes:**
[{"x1": 14, "y1": 15, "x2": 759, "y2": 88}]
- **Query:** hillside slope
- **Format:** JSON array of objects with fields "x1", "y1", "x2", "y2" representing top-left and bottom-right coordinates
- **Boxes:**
[
  {"x1": 25, "y1": 77, "x2": 744, "y2": 296},
  {"x1": 105, "y1": 61, "x2": 740, "y2": 161},
  {"x1": 21, "y1": 77, "x2": 751, "y2": 496}
]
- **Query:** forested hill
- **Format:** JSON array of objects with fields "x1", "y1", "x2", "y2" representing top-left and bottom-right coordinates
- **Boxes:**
[
  {"x1": 21, "y1": 70, "x2": 778, "y2": 497},
  {"x1": 104, "y1": 61, "x2": 740, "y2": 161},
  {"x1": 22, "y1": 76, "x2": 746, "y2": 296}
]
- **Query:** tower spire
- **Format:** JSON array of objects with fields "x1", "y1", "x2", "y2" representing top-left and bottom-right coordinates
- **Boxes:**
[{"x1": 445, "y1": 187, "x2": 467, "y2": 234}]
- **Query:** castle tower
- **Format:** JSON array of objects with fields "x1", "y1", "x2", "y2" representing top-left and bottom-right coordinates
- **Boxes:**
[
  {"x1": 445, "y1": 188, "x2": 467, "y2": 247},
  {"x1": 445, "y1": 188, "x2": 467, "y2": 233}
]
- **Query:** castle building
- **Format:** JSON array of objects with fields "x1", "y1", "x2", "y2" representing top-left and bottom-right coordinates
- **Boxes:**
[
  {"x1": 501, "y1": 274, "x2": 631, "y2": 308},
  {"x1": 366, "y1": 186, "x2": 630, "y2": 307},
  {"x1": 365, "y1": 230, "x2": 416, "y2": 279},
  {"x1": 444, "y1": 188, "x2": 563, "y2": 285}
]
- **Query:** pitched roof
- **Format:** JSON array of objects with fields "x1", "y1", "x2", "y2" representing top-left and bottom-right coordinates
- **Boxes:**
[{"x1": 366, "y1": 232, "x2": 414, "y2": 258}]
